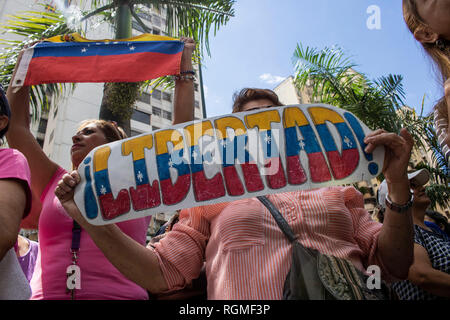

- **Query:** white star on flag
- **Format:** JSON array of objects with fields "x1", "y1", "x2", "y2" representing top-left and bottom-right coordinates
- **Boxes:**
[
  {"x1": 81, "y1": 48, "x2": 87, "y2": 53},
  {"x1": 343, "y1": 136, "x2": 352, "y2": 148},
  {"x1": 299, "y1": 139, "x2": 306, "y2": 150},
  {"x1": 100, "y1": 185, "x2": 107, "y2": 195},
  {"x1": 263, "y1": 134, "x2": 271, "y2": 144},
  {"x1": 168, "y1": 159, "x2": 174, "y2": 168},
  {"x1": 192, "y1": 150, "x2": 199, "y2": 160},
  {"x1": 129, "y1": 46, "x2": 135, "y2": 51},
  {"x1": 137, "y1": 171, "x2": 144, "y2": 182}
]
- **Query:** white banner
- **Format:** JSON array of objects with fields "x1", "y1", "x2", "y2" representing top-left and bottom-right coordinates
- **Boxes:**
[{"x1": 74, "y1": 104, "x2": 384, "y2": 225}]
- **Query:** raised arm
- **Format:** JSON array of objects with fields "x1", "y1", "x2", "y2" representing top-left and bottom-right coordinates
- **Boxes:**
[
  {"x1": 6, "y1": 52, "x2": 59, "y2": 200},
  {"x1": 364, "y1": 128, "x2": 415, "y2": 279},
  {"x1": 172, "y1": 37, "x2": 196, "y2": 125}
]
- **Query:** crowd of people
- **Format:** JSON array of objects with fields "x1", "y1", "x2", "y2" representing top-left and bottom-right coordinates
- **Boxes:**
[{"x1": 0, "y1": 0, "x2": 449, "y2": 300}]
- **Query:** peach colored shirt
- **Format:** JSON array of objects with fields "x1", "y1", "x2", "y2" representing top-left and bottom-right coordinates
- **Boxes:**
[{"x1": 152, "y1": 186, "x2": 394, "y2": 300}]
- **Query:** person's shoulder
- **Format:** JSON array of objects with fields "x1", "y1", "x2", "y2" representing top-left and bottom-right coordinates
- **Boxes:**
[
  {"x1": 0, "y1": 148, "x2": 28, "y2": 166},
  {"x1": 0, "y1": 148, "x2": 31, "y2": 182}
]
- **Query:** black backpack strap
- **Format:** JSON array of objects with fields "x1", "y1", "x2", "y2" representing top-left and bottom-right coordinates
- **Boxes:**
[{"x1": 257, "y1": 196, "x2": 298, "y2": 243}]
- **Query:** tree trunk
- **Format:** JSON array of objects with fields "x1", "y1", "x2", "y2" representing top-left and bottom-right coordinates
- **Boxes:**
[{"x1": 98, "y1": 0, "x2": 138, "y2": 137}]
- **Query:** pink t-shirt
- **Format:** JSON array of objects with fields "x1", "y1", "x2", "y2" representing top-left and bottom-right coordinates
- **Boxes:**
[
  {"x1": 0, "y1": 148, "x2": 32, "y2": 217},
  {"x1": 30, "y1": 167, "x2": 151, "y2": 300}
]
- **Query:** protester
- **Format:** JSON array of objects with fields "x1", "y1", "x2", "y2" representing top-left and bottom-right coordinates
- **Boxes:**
[
  {"x1": 0, "y1": 84, "x2": 33, "y2": 299},
  {"x1": 55, "y1": 87, "x2": 415, "y2": 299},
  {"x1": 378, "y1": 168, "x2": 450, "y2": 299},
  {"x1": 6, "y1": 37, "x2": 196, "y2": 300},
  {"x1": 402, "y1": 0, "x2": 450, "y2": 164}
]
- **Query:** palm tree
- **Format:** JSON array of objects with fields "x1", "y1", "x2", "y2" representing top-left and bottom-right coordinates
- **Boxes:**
[
  {"x1": 0, "y1": 0, "x2": 235, "y2": 133},
  {"x1": 0, "y1": 8, "x2": 75, "y2": 121},
  {"x1": 293, "y1": 43, "x2": 449, "y2": 211}
]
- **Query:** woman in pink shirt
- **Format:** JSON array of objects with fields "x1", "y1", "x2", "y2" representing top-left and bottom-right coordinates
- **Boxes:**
[
  {"x1": 6, "y1": 38, "x2": 196, "y2": 300},
  {"x1": 0, "y1": 83, "x2": 34, "y2": 299},
  {"x1": 56, "y1": 87, "x2": 416, "y2": 299}
]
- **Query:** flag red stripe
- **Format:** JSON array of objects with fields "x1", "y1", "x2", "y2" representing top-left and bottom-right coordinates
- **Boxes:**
[{"x1": 24, "y1": 51, "x2": 182, "y2": 85}]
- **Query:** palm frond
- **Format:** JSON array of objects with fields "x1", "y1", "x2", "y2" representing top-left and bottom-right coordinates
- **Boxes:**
[{"x1": 0, "y1": 7, "x2": 76, "y2": 121}]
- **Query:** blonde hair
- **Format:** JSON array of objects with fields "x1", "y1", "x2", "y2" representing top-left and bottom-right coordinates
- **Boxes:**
[{"x1": 402, "y1": 0, "x2": 450, "y2": 119}]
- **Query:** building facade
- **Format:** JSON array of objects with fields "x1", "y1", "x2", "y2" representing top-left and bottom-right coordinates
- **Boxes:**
[{"x1": 1, "y1": 0, "x2": 206, "y2": 236}]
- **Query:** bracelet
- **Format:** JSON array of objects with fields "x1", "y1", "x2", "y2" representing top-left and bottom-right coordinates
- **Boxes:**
[
  {"x1": 173, "y1": 74, "x2": 196, "y2": 81},
  {"x1": 180, "y1": 70, "x2": 196, "y2": 75},
  {"x1": 385, "y1": 193, "x2": 413, "y2": 213}
]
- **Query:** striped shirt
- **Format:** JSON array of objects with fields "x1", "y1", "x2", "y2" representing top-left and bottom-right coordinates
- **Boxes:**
[{"x1": 151, "y1": 186, "x2": 394, "y2": 300}]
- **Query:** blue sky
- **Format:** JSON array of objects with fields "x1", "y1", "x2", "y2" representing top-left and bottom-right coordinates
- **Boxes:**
[{"x1": 201, "y1": 0, "x2": 443, "y2": 118}]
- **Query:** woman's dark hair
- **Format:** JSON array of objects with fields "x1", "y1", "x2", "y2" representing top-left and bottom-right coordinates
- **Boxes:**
[
  {"x1": 425, "y1": 210, "x2": 450, "y2": 236},
  {"x1": 232, "y1": 88, "x2": 283, "y2": 113},
  {"x1": 78, "y1": 119, "x2": 127, "y2": 143},
  {"x1": 0, "y1": 84, "x2": 11, "y2": 140}
]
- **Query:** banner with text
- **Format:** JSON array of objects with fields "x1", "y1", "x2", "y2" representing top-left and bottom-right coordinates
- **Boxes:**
[{"x1": 74, "y1": 104, "x2": 385, "y2": 225}]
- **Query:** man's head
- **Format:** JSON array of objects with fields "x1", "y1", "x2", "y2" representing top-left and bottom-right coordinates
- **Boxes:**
[
  {"x1": 232, "y1": 88, "x2": 283, "y2": 113},
  {"x1": 377, "y1": 168, "x2": 431, "y2": 210}
]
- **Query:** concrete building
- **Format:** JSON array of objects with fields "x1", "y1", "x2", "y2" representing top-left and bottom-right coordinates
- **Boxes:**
[{"x1": 1, "y1": 0, "x2": 206, "y2": 236}]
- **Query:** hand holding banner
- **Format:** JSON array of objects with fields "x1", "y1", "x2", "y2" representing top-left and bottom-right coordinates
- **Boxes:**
[{"x1": 74, "y1": 104, "x2": 385, "y2": 225}]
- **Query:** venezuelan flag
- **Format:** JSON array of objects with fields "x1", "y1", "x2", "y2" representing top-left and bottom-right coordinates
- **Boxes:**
[{"x1": 13, "y1": 33, "x2": 183, "y2": 87}]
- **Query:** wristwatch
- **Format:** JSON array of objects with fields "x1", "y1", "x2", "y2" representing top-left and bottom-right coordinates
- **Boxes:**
[{"x1": 385, "y1": 193, "x2": 413, "y2": 213}]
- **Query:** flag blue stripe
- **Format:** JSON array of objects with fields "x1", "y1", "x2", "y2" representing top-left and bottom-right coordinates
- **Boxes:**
[{"x1": 33, "y1": 40, "x2": 184, "y2": 58}]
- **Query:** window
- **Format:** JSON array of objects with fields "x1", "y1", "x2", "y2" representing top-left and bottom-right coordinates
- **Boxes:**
[
  {"x1": 137, "y1": 12, "x2": 152, "y2": 22},
  {"x1": 152, "y1": 106, "x2": 161, "y2": 117},
  {"x1": 138, "y1": 92, "x2": 151, "y2": 104},
  {"x1": 131, "y1": 109, "x2": 151, "y2": 124},
  {"x1": 38, "y1": 118, "x2": 48, "y2": 134},
  {"x1": 195, "y1": 100, "x2": 200, "y2": 109},
  {"x1": 152, "y1": 28, "x2": 160, "y2": 35},
  {"x1": 153, "y1": 15, "x2": 161, "y2": 26},
  {"x1": 131, "y1": 130, "x2": 143, "y2": 137},
  {"x1": 36, "y1": 137, "x2": 44, "y2": 148},
  {"x1": 132, "y1": 21, "x2": 147, "y2": 33},
  {"x1": 162, "y1": 110, "x2": 172, "y2": 120},
  {"x1": 194, "y1": 83, "x2": 199, "y2": 92},
  {"x1": 162, "y1": 92, "x2": 172, "y2": 102},
  {"x1": 152, "y1": 89, "x2": 161, "y2": 100}
]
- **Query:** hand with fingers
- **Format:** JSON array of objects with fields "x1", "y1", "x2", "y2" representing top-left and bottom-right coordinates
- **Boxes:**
[
  {"x1": 180, "y1": 37, "x2": 196, "y2": 72},
  {"x1": 54, "y1": 171, "x2": 85, "y2": 224},
  {"x1": 364, "y1": 128, "x2": 414, "y2": 203}
]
